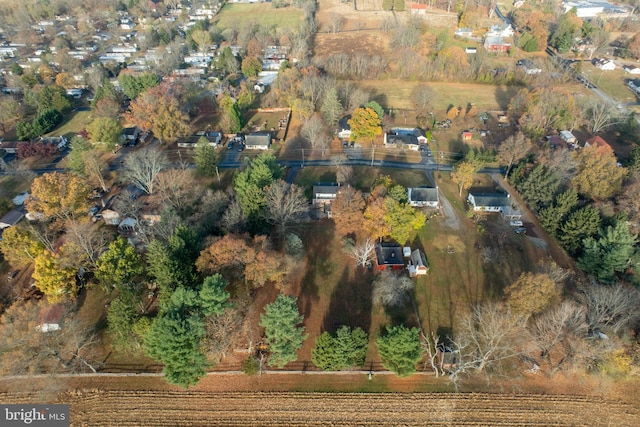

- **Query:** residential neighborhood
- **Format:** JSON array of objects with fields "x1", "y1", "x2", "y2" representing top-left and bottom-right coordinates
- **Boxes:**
[{"x1": 1, "y1": 0, "x2": 640, "y2": 424}]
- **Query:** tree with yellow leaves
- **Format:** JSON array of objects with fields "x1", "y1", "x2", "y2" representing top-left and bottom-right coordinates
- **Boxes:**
[
  {"x1": 26, "y1": 172, "x2": 91, "y2": 221},
  {"x1": 572, "y1": 145, "x2": 627, "y2": 200},
  {"x1": 504, "y1": 272, "x2": 560, "y2": 319},
  {"x1": 0, "y1": 226, "x2": 43, "y2": 268},
  {"x1": 348, "y1": 107, "x2": 382, "y2": 144},
  {"x1": 32, "y1": 249, "x2": 78, "y2": 303},
  {"x1": 452, "y1": 161, "x2": 478, "y2": 197}
]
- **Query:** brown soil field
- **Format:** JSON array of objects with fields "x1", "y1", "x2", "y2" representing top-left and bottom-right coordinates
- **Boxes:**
[{"x1": 1, "y1": 387, "x2": 638, "y2": 426}]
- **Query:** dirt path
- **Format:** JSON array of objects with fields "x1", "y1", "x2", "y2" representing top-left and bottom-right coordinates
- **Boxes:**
[
  {"x1": 492, "y1": 175, "x2": 581, "y2": 274},
  {"x1": 427, "y1": 170, "x2": 462, "y2": 231}
]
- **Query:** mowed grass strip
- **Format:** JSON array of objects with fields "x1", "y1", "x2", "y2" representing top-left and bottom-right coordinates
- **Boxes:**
[{"x1": 213, "y1": 3, "x2": 304, "y2": 29}]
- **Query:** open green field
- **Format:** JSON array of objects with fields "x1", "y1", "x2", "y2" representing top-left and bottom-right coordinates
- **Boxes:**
[
  {"x1": 48, "y1": 110, "x2": 92, "y2": 140},
  {"x1": 358, "y1": 80, "x2": 520, "y2": 113},
  {"x1": 212, "y1": 3, "x2": 304, "y2": 30}
]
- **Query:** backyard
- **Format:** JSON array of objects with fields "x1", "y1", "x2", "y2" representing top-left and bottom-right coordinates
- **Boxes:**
[{"x1": 212, "y1": 3, "x2": 304, "y2": 30}]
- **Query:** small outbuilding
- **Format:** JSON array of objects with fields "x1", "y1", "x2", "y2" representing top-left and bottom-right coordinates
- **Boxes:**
[
  {"x1": 0, "y1": 209, "x2": 24, "y2": 229},
  {"x1": 408, "y1": 249, "x2": 429, "y2": 277},
  {"x1": 37, "y1": 304, "x2": 65, "y2": 333}
]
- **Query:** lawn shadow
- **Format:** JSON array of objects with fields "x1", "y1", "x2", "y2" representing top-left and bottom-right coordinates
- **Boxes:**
[
  {"x1": 299, "y1": 220, "x2": 336, "y2": 318},
  {"x1": 322, "y1": 266, "x2": 373, "y2": 334}
]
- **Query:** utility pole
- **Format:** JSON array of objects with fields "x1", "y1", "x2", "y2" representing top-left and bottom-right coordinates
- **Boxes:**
[
  {"x1": 371, "y1": 145, "x2": 375, "y2": 167},
  {"x1": 301, "y1": 148, "x2": 304, "y2": 168}
]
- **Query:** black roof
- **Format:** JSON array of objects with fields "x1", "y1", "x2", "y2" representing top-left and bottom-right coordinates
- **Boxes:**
[{"x1": 375, "y1": 243, "x2": 404, "y2": 266}]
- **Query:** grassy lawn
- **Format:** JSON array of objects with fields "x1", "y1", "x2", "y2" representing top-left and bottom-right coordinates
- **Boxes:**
[
  {"x1": 213, "y1": 3, "x2": 304, "y2": 30},
  {"x1": 357, "y1": 80, "x2": 521, "y2": 113},
  {"x1": 581, "y1": 64, "x2": 636, "y2": 105},
  {"x1": 411, "y1": 172, "x2": 550, "y2": 336},
  {"x1": 0, "y1": 175, "x2": 34, "y2": 201},
  {"x1": 48, "y1": 110, "x2": 92, "y2": 140}
]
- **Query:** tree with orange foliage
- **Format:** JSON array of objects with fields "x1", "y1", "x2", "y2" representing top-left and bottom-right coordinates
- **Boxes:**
[
  {"x1": 196, "y1": 234, "x2": 290, "y2": 289},
  {"x1": 54, "y1": 72, "x2": 76, "y2": 89},
  {"x1": 331, "y1": 186, "x2": 366, "y2": 237},
  {"x1": 125, "y1": 84, "x2": 190, "y2": 144}
]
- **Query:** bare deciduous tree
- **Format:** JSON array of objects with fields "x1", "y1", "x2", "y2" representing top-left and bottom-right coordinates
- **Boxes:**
[
  {"x1": 449, "y1": 303, "x2": 524, "y2": 388},
  {"x1": 580, "y1": 283, "x2": 640, "y2": 336},
  {"x1": 264, "y1": 180, "x2": 308, "y2": 236},
  {"x1": 64, "y1": 220, "x2": 112, "y2": 267},
  {"x1": 123, "y1": 148, "x2": 168, "y2": 195},
  {"x1": 336, "y1": 165, "x2": 353, "y2": 185},
  {"x1": 373, "y1": 271, "x2": 415, "y2": 308},
  {"x1": 497, "y1": 132, "x2": 531, "y2": 179},
  {"x1": 422, "y1": 330, "x2": 445, "y2": 377},
  {"x1": 83, "y1": 150, "x2": 110, "y2": 192},
  {"x1": 411, "y1": 84, "x2": 434, "y2": 115},
  {"x1": 528, "y1": 301, "x2": 588, "y2": 374},
  {"x1": 584, "y1": 101, "x2": 620, "y2": 135},
  {"x1": 344, "y1": 237, "x2": 376, "y2": 267},
  {"x1": 328, "y1": 13, "x2": 345, "y2": 33},
  {"x1": 0, "y1": 301, "x2": 101, "y2": 375},
  {"x1": 155, "y1": 168, "x2": 201, "y2": 213},
  {"x1": 301, "y1": 114, "x2": 330, "y2": 156}
]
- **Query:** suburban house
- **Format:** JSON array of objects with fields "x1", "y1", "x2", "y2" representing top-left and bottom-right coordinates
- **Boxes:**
[
  {"x1": 374, "y1": 243, "x2": 405, "y2": 271},
  {"x1": 384, "y1": 128, "x2": 427, "y2": 149},
  {"x1": 593, "y1": 58, "x2": 616, "y2": 70},
  {"x1": 177, "y1": 131, "x2": 222, "y2": 148},
  {"x1": 313, "y1": 183, "x2": 340, "y2": 218},
  {"x1": 244, "y1": 132, "x2": 271, "y2": 150},
  {"x1": 467, "y1": 192, "x2": 510, "y2": 212},
  {"x1": 454, "y1": 28, "x2": 473, "y2": 38},
  {"x1": 486, "y1": 23, "x2": 514, "y2": 38},
  {"x1": 37, "y1": 304, "x2": 65, "y2": 332},
  {"x1": 585, "y1": 135, "x2": 614, "y2": 152},
  {"x1": 313, "y1": 183, "x2": 340, "y2": 206},
  {"x1": 0, "y1": 140, "x2": 20, "y2": 154},
  {"x1": 461, "y1": 131, "x2": 473, "y2": 141},
  {"x1": 407, "y1": 249, "x2": 429, "y2": 277},
  {"x1": 465, "y1": 47, "x2": 477, "y2": 54},
  {"x1": 337, "y1": 116, "x2": 351, "y2": 139},
  {"x1": 407, "y1": 187, "x2": 439, "y2": 208},
  {"x1": 122, "y1": 126, "x2": 140, "y2": 144},
  {"x1": 0, "y1": 210, "x2": 24, "y2": 229},
  {"x1": 623, "y1": 65, "x2": 640, "y2": 74},
  {"x1": 484, "y1": 37, "x2": 511, "y2": 53},
  {"x1": 516, "y1": 59, "x2": 542, "y2": 75},
  {"x1": 559, "y1": 130, "x2": 577, "y2": 144},
  {"x1": 40, "y1": 136, "x2": 67, "y2": 149}
]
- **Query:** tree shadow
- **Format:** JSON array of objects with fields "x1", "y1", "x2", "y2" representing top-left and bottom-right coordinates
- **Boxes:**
[
  {"x1": 494, "y1": 85, "x2": 520, "y2": 111},
  {"x1": 299, "y1": 220, "x2": 335, "y2": 318},
  {"x1": 322, "y1": 266, "x2": 373, "y2": 334}
]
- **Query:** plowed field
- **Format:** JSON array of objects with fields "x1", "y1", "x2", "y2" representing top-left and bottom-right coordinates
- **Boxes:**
[{"x1": 3, "y1": 390, "x2": 638, "y2": 426}]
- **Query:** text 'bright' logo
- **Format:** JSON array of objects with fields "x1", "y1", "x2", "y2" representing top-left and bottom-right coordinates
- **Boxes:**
[{"x1": 1, "y1": 405, "x2": 69, "y2": 426}]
